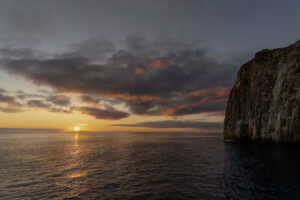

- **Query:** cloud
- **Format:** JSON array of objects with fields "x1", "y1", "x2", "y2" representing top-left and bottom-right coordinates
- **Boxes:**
[
  {"x1": 113, "y1": 120, "x2": 223, "y2": 131},
  {"x1": 14, "y1": 90, "x2": 72, "y2": 111},
  {"x1": 190, "y1": 86, "x2": 231, "y2": 98},
  {"x1": 0, "y1": 47, "x2": 41, "y2": 59},
  {"x1": 27, "y1": 100, "x2": 51, "y2": 108},
  {"x1": 149, "y1": 58, "x2": 167, "y2": 69},
  {"x1": 135, "y1": 67, "x2": 147, "y2": 75},
  {"x1": 0, "y1": 37, "x2": 243, "y2": 117},
  {"x1": 26, "y1": 99, "x2": 72, "y2": 114},
  {"x1": 49, "y1": 107, "x2": 72, "y2": 114},
  {"x1": 0, "y1": 92, "x2": 20, "y2": 106},
  {"x1": 164, "y1": 101, "x2": 227, "y2": 116},
  {"x1": 15, "y1": 90, "x2": 45, "y2": 100},
  {"x1": 0, "y1": 93, "x2": 15, "y2": 104},
  {"x1": 80, "y1": 95, "x2": 100, "y2": 105},
  {"x1": 0, "y1": 107, "x2": 22, "y2": 113},
  {"x1": 0, "y1": 90, "x2": 22, "y2": 112},
  {"x1": 76, "y1": 106, "x2": 129, "y2": 120},
  {"x1": 67, "y1": 38, "x2": 116, "y2": 59},
  {"x1": 46, "y1": 95, "x2": 70, "y2": 106}
]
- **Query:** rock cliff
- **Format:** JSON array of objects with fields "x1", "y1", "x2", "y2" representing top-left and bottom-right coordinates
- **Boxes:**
[{"x1": 224, "y1": 40, "x2": 300, "y2": 143}]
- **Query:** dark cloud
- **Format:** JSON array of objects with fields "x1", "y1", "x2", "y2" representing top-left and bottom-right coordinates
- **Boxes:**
[
  {"x1": 0, "y1": 90, "x2": 22, "y2": 111},
  {"x1": 0, "y1": 37, "x2": 245, "y2": 117},
  {"x1": 49, "y1": 107, "x2": 72, "y2": 114},
  {"x1": 46, "y1": 95, "x2": 70, "y2": 106},
  {"x1": 0, "y1": 47, "x2": 42, "y2": 59},
  {"x1": 26, "y1": 99, "x2": 72, "y2": 114},
  {"x1": 76, "y1": 106, "x2": 129, "y2": 120},
  {"x1": 113, "y1": 120, "x2": 223, "y2": 131},
  {"x1": 67, "y1": 38, "x2": 116, "y2": 59},
  {"x1": 27, "y1": 99, "x2": 50, "y2": 108},
  {"x1": 0, "y1": 107, "x2": 22, "y2": 113},
  {"x1": 16, "y1": 90, "x2": 44, "y2": 100},
  {"x1": 0, "y1": 90, "x2": 73, "y2": 115},
  {"x1": 0, "y1": 92, "x2": 19, "y2": 106},
  {"x1": 0, "y1": 93, "x2": 15, "y2": 103},
  {"x1": 80, "y1": 95, "x2": 100, "y2": 105}
]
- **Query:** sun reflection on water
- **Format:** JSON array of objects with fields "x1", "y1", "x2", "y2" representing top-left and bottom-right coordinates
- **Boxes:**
[
  {"x1": 58, "y1": 132, "x2": 89, "y2": 198},
  {"x1": 73, "y1": 133, "x2": 79, "y2": 154},
  {"x1": 74, "y1": 133, "x2": 79, "y2": 141}
]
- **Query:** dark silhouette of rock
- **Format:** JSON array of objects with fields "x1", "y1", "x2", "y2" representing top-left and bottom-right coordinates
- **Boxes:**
[{"x1": 224, "y1": 40, "x2": 300, "y2": 143}]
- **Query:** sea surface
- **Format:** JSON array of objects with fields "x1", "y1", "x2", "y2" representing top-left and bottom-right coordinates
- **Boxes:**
[{"x1": 0, "y1": 132, "x2": 299, "y2": 200}]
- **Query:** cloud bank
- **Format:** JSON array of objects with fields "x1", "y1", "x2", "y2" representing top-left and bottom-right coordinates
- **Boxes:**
[{"x1": 0, "y1": 37, "x2": 247, "y2": 124}]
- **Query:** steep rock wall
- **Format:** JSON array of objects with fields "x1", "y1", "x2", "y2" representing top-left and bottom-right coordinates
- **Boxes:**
[{"x1": 224, "y1": 41, "x2": 300, "y2": 143}]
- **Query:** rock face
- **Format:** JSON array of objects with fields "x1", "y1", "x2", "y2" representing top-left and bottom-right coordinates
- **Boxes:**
[{"x1": 224, "y1": 41, "x2": 300, "y2": 143}]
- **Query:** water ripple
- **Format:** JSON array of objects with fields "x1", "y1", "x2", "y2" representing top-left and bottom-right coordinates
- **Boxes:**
[{"x1": 0, "y1": 132, "x2": 299, "y2": 199}]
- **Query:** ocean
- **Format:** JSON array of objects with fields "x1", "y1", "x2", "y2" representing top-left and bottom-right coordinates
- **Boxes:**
[{"x1": 0, "y1": 132, "x2": 299, "y2": 200}]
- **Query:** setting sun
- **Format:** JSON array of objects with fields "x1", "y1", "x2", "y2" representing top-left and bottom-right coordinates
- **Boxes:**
[{"x1": 74, "y1": 126, "x2": 80, "y2": 132}]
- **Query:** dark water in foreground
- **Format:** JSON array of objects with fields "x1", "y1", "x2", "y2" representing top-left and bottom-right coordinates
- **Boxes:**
[{"x1": 0, "y1": 132, "x2": 299, "y2": 200}]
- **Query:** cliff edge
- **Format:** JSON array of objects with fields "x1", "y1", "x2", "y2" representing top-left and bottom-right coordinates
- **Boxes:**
[{"x1": 224, "y1": 40, "x2": 300, "y2": 143}]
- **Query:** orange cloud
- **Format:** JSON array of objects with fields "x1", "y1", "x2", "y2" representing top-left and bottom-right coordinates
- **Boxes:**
[
  {"x1": 164, "y1": 97, "x2": 227, "y2": 116},
  {"x1": 164, "y1": 103, "x2": 193, "y2": 116},
  {"x1": 135, "y1": 67, "x2": 147, "y2": 75},
  {"x1": 190, "y1": 87, "x2": 231, "y2": 98},
  {"x1": 149, "y1": 58, "x2": 167, "y2": 69}
]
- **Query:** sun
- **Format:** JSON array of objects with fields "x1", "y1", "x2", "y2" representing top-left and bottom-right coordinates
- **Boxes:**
[{"x1": 74, "y1": 126, "x2": 80, "y2": 132}]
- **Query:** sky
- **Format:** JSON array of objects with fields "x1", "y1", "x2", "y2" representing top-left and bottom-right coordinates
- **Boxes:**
[{"x1": 0, "y1": 0, "x2": 299, "y2": 132}]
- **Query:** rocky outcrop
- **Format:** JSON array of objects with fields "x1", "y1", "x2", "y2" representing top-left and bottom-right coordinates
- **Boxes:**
[{"x1": 224, "y1": 40, "x2": 300, "y2": 143}]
